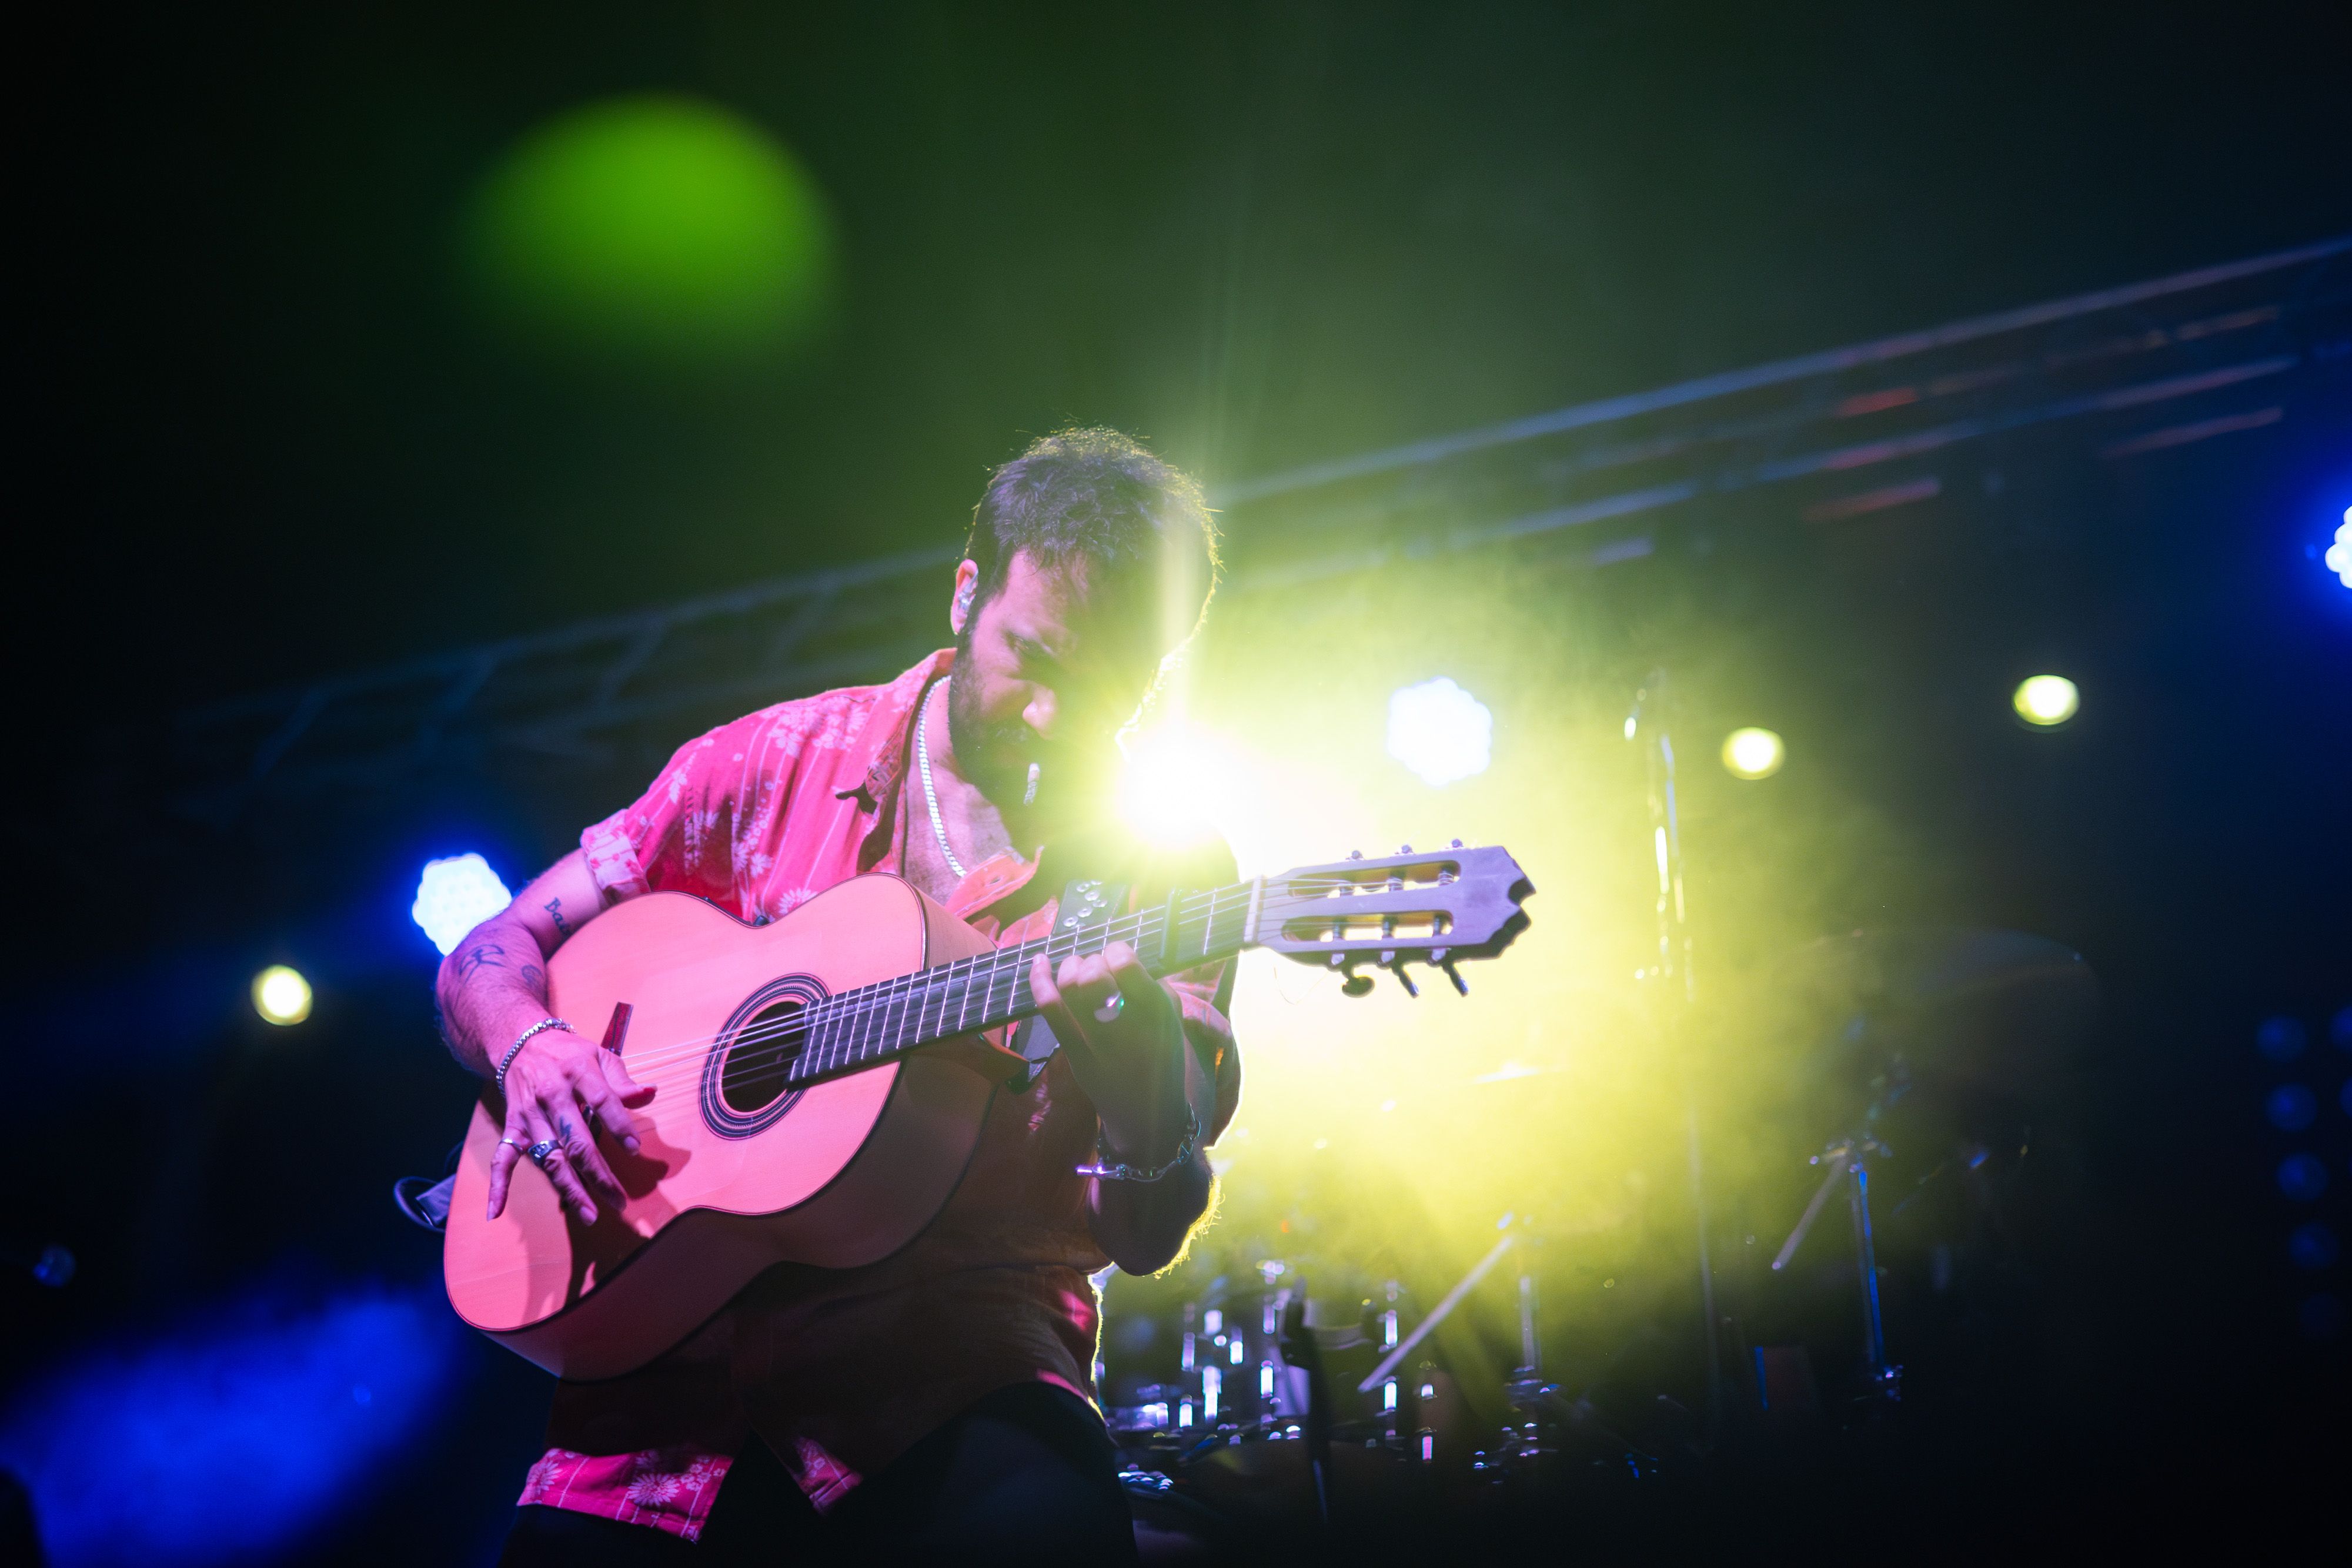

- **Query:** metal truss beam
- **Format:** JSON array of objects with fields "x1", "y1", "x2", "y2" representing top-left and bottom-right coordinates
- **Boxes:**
[{"x1": 171, "y1": 236, "x2": 2351, "y2": 823}]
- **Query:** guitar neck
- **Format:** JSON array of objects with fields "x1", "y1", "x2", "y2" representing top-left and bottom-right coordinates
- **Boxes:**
[{"x1": 783, "y1": 878, "x2": 1265, "y2": 1085}]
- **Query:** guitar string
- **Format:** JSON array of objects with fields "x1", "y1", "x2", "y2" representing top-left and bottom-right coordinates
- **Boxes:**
[
  {"x1": 570, "y1": 870, "x2": 1458, "y2": 1090},
  {"x1": 618, "y1": 895, "x2": 1229, "y2": 1093},
  {"x1": 541, "y1": 876, "x2": 1267, "y2": 1082},
  {"x1": 532, "y1": 871, "x2": 1463, "y2": 1095},
  {"x1": 585, "y1": 894, "x2": 1212, "y2": 1088},
  {"x1": 576, "y1": 870, "x2": 1434, "y2": 1085}
]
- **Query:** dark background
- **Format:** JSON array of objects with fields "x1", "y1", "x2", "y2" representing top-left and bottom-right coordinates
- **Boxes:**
[{"x1": 10, "y1": 3, "x2": 2349, "y2": 1563}]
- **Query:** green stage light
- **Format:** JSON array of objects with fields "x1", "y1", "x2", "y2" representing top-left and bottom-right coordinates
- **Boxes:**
[{"x1": 465, "y1": 94, "x2": 834, "y2": 363}]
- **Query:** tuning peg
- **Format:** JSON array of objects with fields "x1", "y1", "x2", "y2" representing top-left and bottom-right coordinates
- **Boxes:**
[
  {"x1": 1347, "y1": 849, "x2": 1364, "y2": 860},
  {"x1": 1340, "y1": 968, "x2": 1374, "y2": 998},
  {"x1": 1449, "y1": 838, "x2": 1464, "y2": 849},
  {"x1": 1391, "y1": 963, "x2": 1419, "y2": 998},
  {"x1": 1397, "y1": 844, "x2": 1413, "y2": 855},
  {"x1": 1442, "y1": 962, "x2": 1469, "y2": 997}
]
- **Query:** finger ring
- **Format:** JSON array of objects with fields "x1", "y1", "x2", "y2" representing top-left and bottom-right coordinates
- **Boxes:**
[
  {"x1": 527, "y1": 1139, "x2": 562, "y2": 1169},
  {"x1": 499, "y1": 1136, "x2": 522, "y2": 1151},
  {"x1": 1093, "y1": 995, "x2": 1126, "y2": 1023}
]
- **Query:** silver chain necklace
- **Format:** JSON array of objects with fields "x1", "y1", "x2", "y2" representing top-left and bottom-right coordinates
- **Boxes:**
[{"x1": 914, "y1": 678, "x2": 966, "y2": 881}]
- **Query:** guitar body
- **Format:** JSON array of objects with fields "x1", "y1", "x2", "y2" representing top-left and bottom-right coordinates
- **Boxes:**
[{"x1": 442, "y1": 875, "x2": 1011, "y2": 1382}]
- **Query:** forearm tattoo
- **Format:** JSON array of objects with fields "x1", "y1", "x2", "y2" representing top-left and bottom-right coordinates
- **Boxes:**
[
  {"x1": 456, "y1": 942, "x2": 505, "y2": 980},
  {"x1": 544, "y1": 897, "x2": 573, "y2": 938}
]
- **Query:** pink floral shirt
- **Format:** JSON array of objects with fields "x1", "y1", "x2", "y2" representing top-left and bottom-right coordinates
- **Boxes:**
[{"x1": 520, "y1": 651, "x2": 1239, "y2": 1541}]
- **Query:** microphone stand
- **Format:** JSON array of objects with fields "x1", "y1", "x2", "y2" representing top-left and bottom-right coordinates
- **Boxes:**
[{"x1": 1626, "y1": 669, "x2": 1726, "y2": 1446}]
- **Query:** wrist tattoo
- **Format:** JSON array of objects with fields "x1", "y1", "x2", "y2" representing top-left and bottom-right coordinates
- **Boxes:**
[
  {"x1": 544, "y1": 898, "x2": 573, "y2": 938},
  {"x1": 457, "y1": 943, "x2": 505, "y2": 979},
  {"x1": 520, "y1": 963, "x2": 544, "y2": 994}
]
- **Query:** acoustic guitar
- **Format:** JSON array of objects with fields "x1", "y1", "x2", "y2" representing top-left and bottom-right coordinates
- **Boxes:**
[{"x1": 442, "y1": 844, "x2": 1533, "y2": 1379}]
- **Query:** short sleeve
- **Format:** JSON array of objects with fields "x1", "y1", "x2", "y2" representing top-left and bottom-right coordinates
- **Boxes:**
[{"x1": 580, "y1": 717, "x2": 761, "y2": 907}]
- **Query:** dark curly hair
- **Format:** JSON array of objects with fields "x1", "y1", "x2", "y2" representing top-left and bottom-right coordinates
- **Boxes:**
[{"x1": 962, "y1": 428, "x2": 1221, "y2": 641}]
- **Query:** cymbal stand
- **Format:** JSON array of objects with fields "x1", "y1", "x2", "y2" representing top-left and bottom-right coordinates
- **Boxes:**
[{"x1": 1769, "y1": 1129, "x2": 1902, "y2": 1407}]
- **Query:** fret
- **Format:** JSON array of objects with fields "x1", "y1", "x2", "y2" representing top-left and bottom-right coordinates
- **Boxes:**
[
  {"x1": 776, "y1": 881, "x2": 1265, "y2": 1084},
  {"x1": 802, "y1": 998, "x2": 828, "y2": 1079}
]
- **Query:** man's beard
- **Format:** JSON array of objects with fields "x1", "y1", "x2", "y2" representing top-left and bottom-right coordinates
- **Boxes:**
[{"x1": 944, "y1": 650, "x2": 1046, "y2": 811}]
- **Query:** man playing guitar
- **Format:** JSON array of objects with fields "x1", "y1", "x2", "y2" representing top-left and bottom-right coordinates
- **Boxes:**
[{"x1": 437, "y1": 429, "x2": 1237, "y2": 1563}]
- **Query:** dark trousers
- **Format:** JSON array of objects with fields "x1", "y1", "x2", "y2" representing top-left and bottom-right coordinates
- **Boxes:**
[{"x1": 499, "y1": 1382, "x2": 1136, "y2": 1566}]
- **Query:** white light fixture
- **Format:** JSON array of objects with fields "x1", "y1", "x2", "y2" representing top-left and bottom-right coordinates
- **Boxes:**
[
  {"x1": 1386, "y1": 677, "x2": 1492, "y2": 787},
  {"x1": 252, "y1": 965, "x2": 313, "y2": 1026},
  {"x1": 2012, "y1": 674, "x2": 2080, "y2": 728},
  {"x1": 2326, "y1": 507, "x2": 2350, "y2": 589},
  {"x1": 1721, "y1": 727, "x2": 1785, "y2": 780},
  {"x1": 412, "y1": 853, "x2": 514, "y2": 955},
  {"x1": 1118, "y1": 727, "x2": 1237, "y2": 846}
]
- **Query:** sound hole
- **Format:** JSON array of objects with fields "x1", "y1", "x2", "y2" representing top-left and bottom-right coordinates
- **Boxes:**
[{"x1": 720, "y1": 999, "x2": 807, "y2": 1114}]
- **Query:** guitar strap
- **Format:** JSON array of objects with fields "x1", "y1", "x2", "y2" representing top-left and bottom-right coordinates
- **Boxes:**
[{"x1": 1005, "y1": 875, "x2": 1128, "y2": 1089}]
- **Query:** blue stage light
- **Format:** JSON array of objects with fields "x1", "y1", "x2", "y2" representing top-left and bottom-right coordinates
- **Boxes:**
[
  {"x1": 0, "y1": 1281, "x2": 466, "y2": 1567},
  {"x1": 2334, "y1": 1005, "x2": 2352, "y2": 1051},
  {"x1": 2255, "y1": 1016, "x2": 2307, "y2": 1062},
  {"x1": 2266, "y1": 1085, "x2": 2318, "y2": 1131},
  {"x1": 2288, "y1": 1221, "x2": 2339, "y2": 1270},
  {"x1": 2326, "y1": 507, "x2": 2350, "y2": 589},
  {"x1": 2277, "y1": 1153, "x2": 2330, "y2": 1202},
  {"x1": 1386, "y1": 677, "x2": 1492, "y2": 787},
  {"x1": 412, "y1": 853, "x2": 513, "y2": 955}
]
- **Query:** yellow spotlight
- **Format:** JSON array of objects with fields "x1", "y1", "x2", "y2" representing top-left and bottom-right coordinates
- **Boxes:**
[
  {"x1": 252, "y1": 965, "x2": 313, "y2": 1026},
  {"x1": 2012, "y1": 674, "x2": 2080, "y2": 727},
  {"x1": 1119, "y1": 727, "x2": 1237, "y2": 847},
  {"x1": 1721, "y1": 727, "x2": 1785, "y2": 780}
]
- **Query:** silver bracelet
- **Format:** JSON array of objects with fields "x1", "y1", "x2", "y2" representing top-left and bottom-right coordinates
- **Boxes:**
[
  {"x1": 1075, "y1": 1108, "x2": 1201, "y2": 1183},
  {"x1": 496, "y1": 1017, "x2": 572, "y2": 1095}
]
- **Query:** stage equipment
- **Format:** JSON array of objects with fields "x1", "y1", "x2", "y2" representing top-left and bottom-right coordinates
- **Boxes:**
[
  {"x1": 1720, "y1": 727, "x2": 1786, "y2": 780},
  {"x1": 412, "y1": 852, "x2": 514, "y2": 955},
  {"x1": 1626, "y1": 670, "x2": 1727, "y2": 1440},
  {"x1": 1118, "y1": 727, "x2": 1240, "y2": 846},
  {"x1": 2, "y1": 1236, "x2": 75, "y2": 1288},
  {"x1": 2011, "y1": 674, "x2": 2080, "y2": 727},
  {"x1": 2327, "y1": 508, "x2": 2350, "y2": 589},
  {"x1": 1385, "y1": 677, "x2": 1493, "y2": 787},
  {"x1": 442, "y1": 845, "x2": 1532, "y2": 1378},
  {"x1": 1769, "y1": 927, "x2": 2100, "y2": 1409},
  {"x1": 250, "y1": 965, "x2": 312, "y2": 1026},
  {"x1": 171, "y1": 236, "x2": 2347, "y2": 826}
]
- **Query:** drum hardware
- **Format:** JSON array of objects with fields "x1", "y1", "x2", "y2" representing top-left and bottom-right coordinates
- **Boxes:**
[{"x1": 1770, "y1": 1126, "x2": 1902, "y2": 1407}]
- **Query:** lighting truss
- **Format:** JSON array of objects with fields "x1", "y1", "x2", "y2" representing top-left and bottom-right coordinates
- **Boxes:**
[{"x1": 172, "y1": 236, "x2": 2351, "y2": 824}]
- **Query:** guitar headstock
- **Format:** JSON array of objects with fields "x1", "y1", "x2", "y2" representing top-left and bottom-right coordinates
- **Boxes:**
[{"x1": 1255, "y1": 842, "x2": 1534, "y2": 997}]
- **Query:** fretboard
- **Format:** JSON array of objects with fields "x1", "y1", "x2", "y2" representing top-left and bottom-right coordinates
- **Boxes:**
[{"x1": 782, "y1": 878, "x2": 1262, "y2": 1086}]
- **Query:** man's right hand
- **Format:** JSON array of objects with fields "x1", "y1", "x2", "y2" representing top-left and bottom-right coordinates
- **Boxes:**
[{"x1": 485, "y1": 1030, "x2": 656, "y2": 1225}]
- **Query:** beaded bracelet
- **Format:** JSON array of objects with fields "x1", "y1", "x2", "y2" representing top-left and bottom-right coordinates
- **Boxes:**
[
  {"x1": 496, "y1": 1017, "x2": 572, "y2": 1095},
  {"x1": 1075, "y1": 1108, "x2": 1202, "y2": 1183}
]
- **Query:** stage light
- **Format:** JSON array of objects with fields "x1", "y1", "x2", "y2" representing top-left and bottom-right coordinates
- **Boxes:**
[
  {"x1": 412, "y1": 853, "x2": 513, "y2": 956},
  {"x1": 1385, "y1": 677, "x2": 1492, "y2": 787},
  {"x1": 0, "y1": 1281, "x2": 464, "y2": 1567},
  {"x1": 2256, "y1": 1017, "x2": 2308, "y2": 1062},
  {"x1": 251, "y1": 966, "x2": 312, "y2": 1027},
  {"x1": 2278, "y1": 1154, "x2": 2330, "y2": 1202},
  {"x1": 1720, "y1": 727, "x2": 1785, "y2": 780},
  {"x1": 1119, "y1": 728, "x2": 1238, "y2": 847},
  {"x1": 2012, "y1": 674, "x2": 2079, "y2": 727},
  {"x1": 2327, "y1": 509, "x2": 2350, "y2": 589},
  {"x1": 465, "y1": 95, "x2": 834, "y2": 363},
  {"x1": 2266, "y1": 1085, "x2": 2318, "y2": 1131}
]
